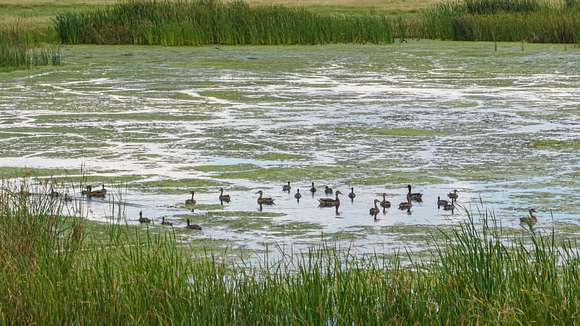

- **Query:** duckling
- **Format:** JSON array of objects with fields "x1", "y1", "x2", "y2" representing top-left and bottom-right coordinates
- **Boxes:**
[
  {"x1": 399, "y1": 199, "x2": 412, "y2": 210},
  {"x1": 186, "y1": 219, "x2": 202, "y2": 230},
  {"x1": 319, "y1": 190, "x2": 342, "y2": 207},
  {"x1": 219, "y1": 188, "x2": 231, "y2": 203},
  {"x1": 348, "y1": 187, "x2": 356, "y2": 200},
  {"x1": 185, "y1": 191, "x2": 196, "y2": 205},
  {"x1": 294, "y1": 189, "x2": 302, "y2": 200},
  {"x1": 437, "y1": 196, "x2": 449, "y2": 208},
  {"x1": 324, "y1": 186, "x2": 333, "y2": 195},
  {"x1": 519, "y1": 209, "x2": 538, "y2": 224},
  {"x1": 310, "y1": 182, "x2": 316, "y2": 193},
  {"x1": 380, "y1": 193, "x2": 391, "y2": 208},
  {"x1": 370, "y1": 199, "x2": 380, "y2": 216},
  {"x1": 282, "y1": 181, "x2": 291, "y2": 192},
  {"x1": 138, "y1": 211, "x2": 151, "y2": 224},
  {"x1": 448, "y1": 189, "x2": 458, "y2": 202},
  {"x1": 161, "y1": 217, "x2": 173, "y2": 226},
  {"x1": 86, "y1": 185, "x2": 107, "y2": 198},
  {"x1": 407, "y1": 184, "x2": 423, "y2": 202},
  {"x1": 256, "y1": 190, "x2": 275, "y2": 205}
]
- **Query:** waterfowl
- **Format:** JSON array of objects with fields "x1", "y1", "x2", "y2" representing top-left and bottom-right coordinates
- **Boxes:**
[
  {"x1": 443, "y1": 202, "x2": 455, "y2": 211},
  {"x1": 448, "y1": 189, "x2": 459, "y2": 202},
  {"x1": 437, "y1": 196, "x2": 449, "y2": 208},
  {"x1": 399, "y1": 199, "x2": 412, "y2": 210},
  {"x1": 520, "y1": 209, "x2": 538, "y2": 224},
  {"x1": 161, "y1": 217, "x2": 173, "y2": 226},
  {"x1": 138, "y1": 211, "x2": 151, "y2": 224},
  {"x1": 380, "y1": 193, "x2": 391, "y2": 208},
  {"x1": 256, "y1": 190, "x2": 275, "y2": 205},
  {"x1": 186, "y1": 219, "x2": 202, "y2": 230},
  {"x1": 324, "y1": 186, "x2": 333, "y2": 195},
  {"x1": 319, "y1": 190, "x2": 342, "y2": 207},
  {"x1": 294, "y1": 189, "x2": 302, "y2": 200},
  {"x1": 219, "y1": 188, "x2": 231, "y2": 203},
  {"x1": 348, "y1": 187, "x2": 356, "y2": 200},
  {"x1": 185, "y1": 191, "x2": 196, "y2": 205},
  {"x1": 407, "y1": 185, "x2": 423, "y2": 202},
  {"x1": 86, "y1": 185, "x2": 106, "y2": 198},
  {"x1": 310, "y1": 182, "x2": 316, "y2": 193},
  {"x1": 282, "y1": 181, "x2": 291, "y2": 192},
  {"x1": 370, "y1": 199, "x2": 380, "y2": 216}
]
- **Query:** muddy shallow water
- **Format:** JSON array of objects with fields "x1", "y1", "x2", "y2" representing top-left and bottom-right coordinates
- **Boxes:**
[{"x1": 0, "y1": 41, "x2": 579, "y2": 252}]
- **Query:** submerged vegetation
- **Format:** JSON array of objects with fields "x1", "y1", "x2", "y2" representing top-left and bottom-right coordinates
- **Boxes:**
[{"x1": 0, "y1": 183, "x2": 578, "y2": 324}]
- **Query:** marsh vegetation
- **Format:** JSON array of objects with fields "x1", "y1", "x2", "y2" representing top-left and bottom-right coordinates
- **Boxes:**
[
  {"x1": 0, "y1": 184, "x2": 578, "y2": 324},
  {"x1": 53, "y1": 0, "x2": 580, "y2": 46},
  {"x1": 0, "y1": 29, "x2": 61, "y2": 70}
]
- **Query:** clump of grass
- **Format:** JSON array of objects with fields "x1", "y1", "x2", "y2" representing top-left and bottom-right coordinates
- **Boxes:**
[
  {"x1": 0, "y1": 27, "x2": 62, "y2": 70},
  {"x1": 0, "y1": 181, "x2": 578, "y2": 324},
  {"x1": 54, "y1": 0, "x2": 394, "y2": 46},
  {"x1": 436, "y1": 0, "x2": 543, "y2": 15},
  {"x1": 420, "y1": 0, "x2": 580, "y2": 43}
]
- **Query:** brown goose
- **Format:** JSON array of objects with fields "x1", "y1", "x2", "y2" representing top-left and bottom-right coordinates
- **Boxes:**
[
  {"x1": 294, "y1": 189, "x2": 302, "y2": 200},
  {"x1": 370, "y1": 199, "x2": 380, "y2": 216},
  {"x1": 448, "y1": 189, "x2": 458, "y2": 202},
  {"x1": 399, "y1": 198, "x2": 412, "y2": 210},
  {"x1": 186, "y1": 219, "x2": 202, "y2": 230},
  {"x1": 310, "y1": 182, "x2": 316, "y2": 193},
  {"x1": 219, "y1": 188, "x2": 231, "y2": 203},
  {"x1": 380, "y1": 193, "x2": 391, "y2": 208},
  {"x1": 348, "y1": 187, "x2": 356, "y2": 200},
  {"x1": 319, "y1": 190, "x2": 342, "y2": 207},
  {"x1": 86, "y1": 185, "x2": 106, "y2": 198},
  {"x1": 407, "y1": 185, "x2": 422, "y2": 202},
  {"x1": 437, "y1": 196, "x2": 449, "y2": 208},
  {"x1": 138, "y1": 211, "x2": 151, "y2": 224},
  {"x1": 442, "y1": 202, "x2": 455, "y2": 211},
  {"x1": 185, "y1": 191, "x2": 196, "y2": 205},
  {"x1": 161, "y1": 217, "x2": 173, "y2": 226},
  {"x1": 520, "y1": 209, "x2": 538, "y2": 224},
  {"x1": 256, "y1": 190, "x2": 275, "y2": 205}
]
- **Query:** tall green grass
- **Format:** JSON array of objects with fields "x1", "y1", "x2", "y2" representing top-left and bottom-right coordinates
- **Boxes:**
[
  {"x1": 54, "y1": 0, "x2": 393, "y2": 46},
  {"x1": 0, "y1": 181, "x2": 578, "y2": 324},
  {"x1": 0, "y1": 28, "x2": 62, "y2": 71},
  {"x1": 420, "y1": 0, "x2": 580, "y2": 42}
]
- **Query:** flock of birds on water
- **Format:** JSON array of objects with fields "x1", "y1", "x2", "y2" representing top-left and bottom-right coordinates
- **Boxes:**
[{"x1": 76, "y1": 182, "x2": 540, "y2": 231}]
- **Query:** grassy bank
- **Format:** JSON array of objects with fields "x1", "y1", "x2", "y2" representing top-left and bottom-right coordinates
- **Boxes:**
[
  {"x1": 54, "y1": 0, "x2": 394, "y2": 45},
  {"x1": 0, "y1": 183, "x2": 578, "y2": 324}
]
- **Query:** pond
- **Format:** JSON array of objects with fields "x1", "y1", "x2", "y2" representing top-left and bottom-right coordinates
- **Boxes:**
[{"x1": 0, "y1": 40, "x2": 578, "y2": 253}]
